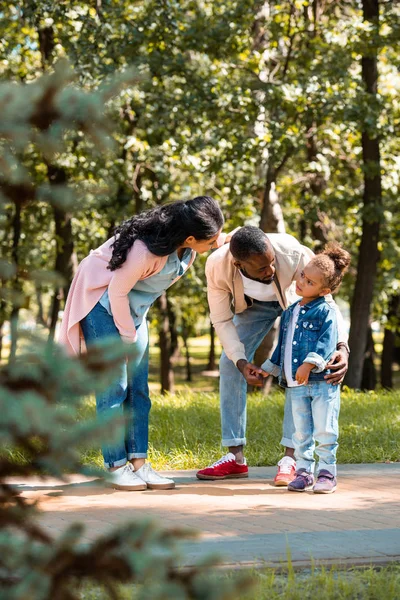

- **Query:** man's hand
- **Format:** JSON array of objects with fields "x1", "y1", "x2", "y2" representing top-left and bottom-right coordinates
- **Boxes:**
[
  {"x1": 295, "y1": 363, "x2": 313, "y2": 385},
  {"x1": 236, "y1": 359, "x2": 265, "y2": 386},
  {"x1": 325, "y1": 349, "x2": 349, "y2": 385}
]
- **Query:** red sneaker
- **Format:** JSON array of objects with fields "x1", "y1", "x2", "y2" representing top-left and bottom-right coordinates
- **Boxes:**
[
  {"x1": 274, "y1": 456, "x2": 296, "y2": 486},
  {"x1": 196, "y1": 453, "x2": 248, "y2": 480}
]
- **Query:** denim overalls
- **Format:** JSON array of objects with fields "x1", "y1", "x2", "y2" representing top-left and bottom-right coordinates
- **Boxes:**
[{"x1": 80, "y1": 249, "x2": 192, "y2": 468}]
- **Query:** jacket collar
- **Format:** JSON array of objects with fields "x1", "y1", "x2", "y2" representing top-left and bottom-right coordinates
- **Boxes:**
[{"x1": 289, "y1": 296, "x2": 327, "y2": 312}]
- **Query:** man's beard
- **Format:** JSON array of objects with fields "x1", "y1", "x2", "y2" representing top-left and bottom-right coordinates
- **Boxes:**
[{"x1": 240, "y1": 268, "x2": 274, "y2": 285}]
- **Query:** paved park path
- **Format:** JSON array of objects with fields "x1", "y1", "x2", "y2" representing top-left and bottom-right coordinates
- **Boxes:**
[{"x1": 13, "y1": 463, "x2": 400, "y2": 569}]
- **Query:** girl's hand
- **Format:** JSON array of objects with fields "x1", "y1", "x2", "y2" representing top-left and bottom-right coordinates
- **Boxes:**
[
  {"x1": 295, "y1": 363, "x2": 314, "y2": 385},
  {"x1": 237, "y1": 359, "x2": 265, "y2": 386}
]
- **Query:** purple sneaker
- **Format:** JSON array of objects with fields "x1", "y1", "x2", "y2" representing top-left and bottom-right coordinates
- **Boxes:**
[
  {"x1": 287, "y1": 469, "x2": 314, "y2": 492},
  {"x1": 313, "y1": 470, "x2": 337, "y2": 494}
]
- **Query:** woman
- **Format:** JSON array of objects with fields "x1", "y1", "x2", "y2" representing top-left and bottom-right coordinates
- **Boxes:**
[{"x1": 59, "y1": 196, "x2": 225, "y2": 491}]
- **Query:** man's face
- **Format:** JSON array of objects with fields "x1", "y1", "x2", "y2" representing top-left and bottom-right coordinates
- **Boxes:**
[{"x1": 233, "y1": 247, "x2": 276, "y2": 284}]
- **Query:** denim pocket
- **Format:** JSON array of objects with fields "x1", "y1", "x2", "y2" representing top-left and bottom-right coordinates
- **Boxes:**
[{"x1": 302, "y1": 320, "x2": 322, "y2": 342}]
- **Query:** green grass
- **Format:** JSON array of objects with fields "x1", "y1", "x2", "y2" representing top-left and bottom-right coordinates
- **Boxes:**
[
  {"x1": 79, "y1": 565, "x2": 400, "y2": 600},
  {"x1": 78, "y1": 387, "x2": 400, "y2": 470}
]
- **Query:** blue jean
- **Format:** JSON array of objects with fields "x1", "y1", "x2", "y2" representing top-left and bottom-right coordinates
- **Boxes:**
[
  {"x1": 286, "y1": 381, "x2": 340, "y2": 476},
  {"x1": 219, "y1": 300, "x2": 294, "y2": 448},
  {"x1": 80, "y1": 302, "x2": 150, "y2": 468}
]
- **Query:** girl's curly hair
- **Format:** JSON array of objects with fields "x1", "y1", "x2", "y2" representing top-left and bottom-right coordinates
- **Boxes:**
[{"x1": 312, "y1": 242, "x2": 351, "y2": 292}]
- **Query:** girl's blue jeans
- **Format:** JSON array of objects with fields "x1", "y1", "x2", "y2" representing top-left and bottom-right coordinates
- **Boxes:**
[
  {"x1": 219, "y1": 300, "x2": 295, "y2": 448},
  {"x1": 286, "y1": 382, "x2": 340, "y2": 476},
  {"x1": 80, "y1": 301, "x2": 150, "y2": 468}
]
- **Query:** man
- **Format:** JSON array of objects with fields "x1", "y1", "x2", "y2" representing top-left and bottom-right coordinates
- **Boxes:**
[{"x1": 196, "y1": 226, "x2": 349, "y2": 485}]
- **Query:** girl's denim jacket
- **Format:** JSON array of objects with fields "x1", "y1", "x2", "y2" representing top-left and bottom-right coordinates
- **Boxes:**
[{"x1": 262, "y1": 297, "x2": 338, "y2": 388}]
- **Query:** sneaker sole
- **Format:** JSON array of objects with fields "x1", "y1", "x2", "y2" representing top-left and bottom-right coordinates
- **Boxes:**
[
  {"x1": 146, "y1": 482, "x2": 175, "y2": 490},
  {"x1": 288, "y1": 485, "x2": 314, "y2": 492},
  {"x1": 274, "y1": 479, "x2": 292, "y2": 487},
  {"x1": 313, "y1": 486, "x2": 337, "y2": 494},
  {"x1": 109, "y1": 483, "x2": 147, "y2": 491},
  {"x1": 196, "y1": 472, "x2": 248, "y2": 480}
]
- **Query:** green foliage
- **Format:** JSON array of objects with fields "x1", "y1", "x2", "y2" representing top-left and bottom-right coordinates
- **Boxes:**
[
  {"x1": 242, "y1": 565, "x2": 400, "y2": 600},
  {"x1": 1, "y1": 0, "x2": 399, "y2": 372},
  {"x1": 85, "y1": 565, "x2": 400, "y2": 600},
  {"x1": 0, "y1": 339, "x2": 253, "y2": 599}
]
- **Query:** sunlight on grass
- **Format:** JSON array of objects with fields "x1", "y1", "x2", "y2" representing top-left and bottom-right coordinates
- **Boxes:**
[
  {"x1": 79, "y1": 565, "x2": 400, "y2": 600},
  {"x1": 76, "y1": 388, "x2": 400, "y2": 471}
]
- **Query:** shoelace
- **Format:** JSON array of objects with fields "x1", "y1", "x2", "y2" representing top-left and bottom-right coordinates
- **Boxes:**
[
  {"x1": 278, "y1": 460, "x2": 294, "y2": 474},
  {"x1": 116, "y1": 463, "x2": 134, "y2": 476},
  {"x1": 140, "y1": 463, "x2": 152, "y2": 476},
  {"x1": 209, "y1": 454, "x2": 232, "y2": 468}
]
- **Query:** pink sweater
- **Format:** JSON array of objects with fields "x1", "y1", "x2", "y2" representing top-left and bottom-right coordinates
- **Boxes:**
[{"x1": 58, "y1": 238, "x2": 196, "y2": 355}]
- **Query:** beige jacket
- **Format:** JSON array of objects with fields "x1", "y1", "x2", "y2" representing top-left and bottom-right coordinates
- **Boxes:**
[{"x1": 206, "y1": 233, "x2": 346, "y2": 365}]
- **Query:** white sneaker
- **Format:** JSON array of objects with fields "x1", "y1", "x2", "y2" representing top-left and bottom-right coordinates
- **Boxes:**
[
  {"x1": 107, "y1": 463, "x2": 147, "y2": 491},
  {"x1": 134, "y1": 463, "x2": 175, "y2": 490}
]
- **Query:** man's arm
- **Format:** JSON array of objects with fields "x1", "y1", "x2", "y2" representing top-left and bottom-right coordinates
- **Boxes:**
[
  {"x1": 323, "y1": 299, "x2": 349, "y2": 384},
  {"x1": 206, "y1": 256, "x2": 264, "y2": 386},
  {"x1": 325, "y1": 346, "x2": 349, "y2": 385}
]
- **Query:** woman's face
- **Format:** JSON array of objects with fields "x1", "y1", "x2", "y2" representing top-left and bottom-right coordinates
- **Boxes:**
[{"x1": 184, "y1": 229, "x2": 223, "y2": 254}]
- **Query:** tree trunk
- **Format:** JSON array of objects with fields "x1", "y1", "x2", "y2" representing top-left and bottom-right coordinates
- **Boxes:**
[
  {"x1": 305, "y1": 118, "x2": 329, "y2": 249},
  {"x1": 345, "y1": 0, "x2": 381, "y2": 389},
  {"x1": 0, "y1": 321, "x2": 3, "y2": 362},
  {"x1": 157, "y1": 293, "x2": 174, "y2": 394},
  {"x1": 9, "y1": 200, "x2": 22, "y2": 363},
  {"x1": 182, "y1": 322, "x2": 192, "y2": 383},
  {"x1": 360, "y1": 324, "x2": 377, "y2": 390},
  {"x1": 380, "y1": 294, "x2": 400, "y2": 389},
  {"x1": 47, "y1": 166, "x2": 75, "y2": 341},
  {"x1": 259, "y1": 167, "x2": 285, "y2": 233},
  {"x1": 207, "y1": 321, "x2": 216, "y2": 370},
  {"x1": 35, "y1": 285, "x2": 47, "y2": 327},
  {"x1": 168, "y1": 299, "x2": 179, "y2": 361}
]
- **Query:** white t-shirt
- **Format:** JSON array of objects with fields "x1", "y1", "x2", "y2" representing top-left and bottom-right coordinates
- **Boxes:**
[
  {"x1": 240, "y1": 273, "x2": 277, "y2": 302},
  {"x1": 283, "y1": 303, "x2": 302, "y2": 387}
]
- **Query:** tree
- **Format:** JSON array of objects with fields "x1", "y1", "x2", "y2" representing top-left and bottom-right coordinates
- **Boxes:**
[{"x1": 346, "y1": 0, "x2": 382, "y2": 389}]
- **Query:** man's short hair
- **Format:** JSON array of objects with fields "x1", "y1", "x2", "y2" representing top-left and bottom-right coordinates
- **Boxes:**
[{"x1": 230, "y1": 226, "x2": 270, "y2": 261}]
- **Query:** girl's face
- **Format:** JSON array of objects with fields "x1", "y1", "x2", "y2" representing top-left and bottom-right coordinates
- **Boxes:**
[
  {"x1": 296, "y1": 263, "x2": 330, "y2": 301},
  {"x1": 183, "y1": 229, "x2": 223, "y2": 254}
]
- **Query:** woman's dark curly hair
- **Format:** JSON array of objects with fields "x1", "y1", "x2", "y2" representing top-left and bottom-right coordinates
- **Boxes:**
[{"x1": 108, "y1": 196, "x2": 224, "y2": 271}]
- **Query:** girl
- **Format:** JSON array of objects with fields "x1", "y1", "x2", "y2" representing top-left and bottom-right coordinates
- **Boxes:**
[
  {"x1": 261, "y1": 243, "x2": 351, "y2": 493},
  {"x1": 59, "y1": 196, "x2": 225, "y2": 491}
]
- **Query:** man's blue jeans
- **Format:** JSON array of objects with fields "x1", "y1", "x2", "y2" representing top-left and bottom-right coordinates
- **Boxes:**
[
  {"x1": 286, "y1": 382, "x2": 340, "y2": 476},
  {"x1": 219, "y1": 300, "x2": 294, "y2": 448},
  {"x1": 80, "y1": 302, "x2": 150, "y2": 468}
]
